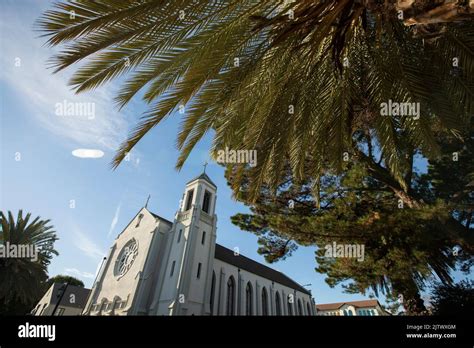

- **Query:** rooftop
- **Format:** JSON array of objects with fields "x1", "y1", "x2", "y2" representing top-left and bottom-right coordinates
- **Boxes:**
[
  {"x1": 46, "y1": 283, "x2": 91, "y2": 309},
  {"x1": 186, "y1": 172, "x2": 217, "y2": 188},
  {"x1": 316, "y1": 299, "x2": 380, "y2": 311},
  {"x1": 214, "y1": 244, "x2": 311, "y2": 295}
]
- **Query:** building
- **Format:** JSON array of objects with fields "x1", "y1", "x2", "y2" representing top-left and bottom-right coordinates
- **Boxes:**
[
  {"x1": 315, "y1": 299, "x2": 388, "y2": 316},
  {"x1": 83, "y1": 172, "x2": 315, "y2": 316},
  {"x1": 32, "y1": 283, "x2": 90, "y2": 316}
]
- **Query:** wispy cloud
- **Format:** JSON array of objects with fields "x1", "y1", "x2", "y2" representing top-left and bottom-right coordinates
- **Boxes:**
[
  {"x1": 64, "y1": 267, "x2": 95, "y2": 279},
  {"x1": 73, "y1": 227, "x2": 106, "y2": 260},
  {"x1": 108, "y1": 202, "x2": 122, "y2": 238},
  {"x1": 0, "y1": 2, "x2": 130, "y2": 152}
]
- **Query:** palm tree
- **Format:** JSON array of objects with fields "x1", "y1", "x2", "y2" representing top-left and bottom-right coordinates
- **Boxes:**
[
  {"x1": 0, "y1": 211, "x2": 59, "y2": 315},
  {"x1": 37, "y1": 0, "x2": 473, "y2": 200}
]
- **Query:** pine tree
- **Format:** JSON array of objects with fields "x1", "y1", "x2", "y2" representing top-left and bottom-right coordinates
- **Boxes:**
[{"x1": 229, "y1": 128, "x2": 473, "y2": 315}]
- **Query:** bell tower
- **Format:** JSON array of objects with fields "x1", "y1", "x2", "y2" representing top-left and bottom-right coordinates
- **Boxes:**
[{"x1": 152, "y1": 170, "x2": 218, "y2": 315}]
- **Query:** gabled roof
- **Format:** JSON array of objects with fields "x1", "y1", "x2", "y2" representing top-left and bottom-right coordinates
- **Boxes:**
[
  {"x1": 214, "y1": 244, "x2": 311, "y2": 295},
  {"x1": 186, "y1": 172, "x2": 217, "y2": 188},
  {"x1": 316, "y1": 299, "x2": 380, "y2": 311},
  {"x1": 148, "y1": 210, "x2": 173, "y2": 225},
  {"x1": 116, "y1": 208, "x2": 171, "y2": 240},
  {"x1": 46, "y1": 283, "x2": 91, "y2": 309}
]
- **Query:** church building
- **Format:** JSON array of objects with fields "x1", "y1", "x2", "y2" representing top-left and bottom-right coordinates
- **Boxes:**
[{"x1": 83, "y1": 172, "x2": 315, "y2": 316}]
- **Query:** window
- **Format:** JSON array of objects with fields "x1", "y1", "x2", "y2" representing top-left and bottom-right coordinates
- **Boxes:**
[
  {"x1": 226, "y1": 276, "x2": 235, "y2": 315},
  {"x1": 287, "y1": 296, "x2": 293, "y2": 315},
  {"x1": 170, "y1": 261, "x2": 176, "y2": 277},
  {"x1": 348, "y1": 309, "x2": 353, "y2": 316},
  {"x1": 197, "y1": 263, "x2": 202, "y2": 279},
  {"x1": 135, "y1": 213, "x2": 144, "y2": 228},
  {"x1": 32, "y1": 305, "x2": 39, "y2": 315},
  {"x1": 275, "y1": 292, "x2": 282, "y2": 315},
  {"x1": 115, "y1": 239, "x2": 139, "y2": 278},
  {"x1": 261, "y1": 287, "x2": 268, "y2": 316},
  {"x1": 105, "y1": 302, "x2": 113, "y2": 311},
  {"x1": 56, "y1": 307, "x2": 65, "y2": 316},
  {"x1": 202, "y1": 190, "x2": 211, "y2": 213},
  {"x1": 177, "y1": 229, "x2": 182, "y2": 243},
  {"x1": 116, "y1": 300, "x2": 126, "y2": 309},
  {"x1": 245, "y1": 282, "x2": 253, "y2": 315},
  {"x1": 297, "y1": 299, "x2": 303, "y2": 316},
  {"x1": 185, "y1": 189, "x2": 194, "y2": 211},
  {"x1": 343, "y1": 309, "x2": 348, "y2": 316},
  {"x1": 201, "y1": 231, "x2": 206, "y2": 245},
  {"x1": 210, "y1": 272, "x2": 216, "y2": 315},
  {"x1": 306, "y1": 302, "x2": 311, "y2": 316}
]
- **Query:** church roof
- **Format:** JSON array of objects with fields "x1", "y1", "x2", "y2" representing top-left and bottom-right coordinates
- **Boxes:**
[
  {"x1": 44, "y1": 283, "x2": 91, "y2": 309},
  {"x1": 148, "y1": 210, "x2": 173, "y2": 225},
  {"x1": 186, "y1": 172, "x2": 217, "y2": 188},
  {"x1": 316, "y1": 299, "x2": 380, "y2": 311},
  {"x1": 214, "y1": 244, "x2": 311, "y2": 295}
]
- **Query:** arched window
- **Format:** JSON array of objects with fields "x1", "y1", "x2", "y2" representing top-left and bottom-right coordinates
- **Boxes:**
[
  {"x1": 113, "y1": 296, "x2": 122, "y2": 310},
  {"x1": 297, "y1": 299, "x2": 303, "y2": 316},
  {"x1": 202, "y1": 190, "x2": 212, "y2": 213},
  {"x1": 287, "y1": 295, "x2": 293, "y2": 315},
  {"x1": 306, "y1": 302, "x2": 311, "y2": 316},
  {"x1": 343, "y1": 309, "x2": 348, "y2": 316},
  {"x1": 185, "y1": 189, "x2": 194, "y2": 211},
  {"x1": 226, "y1": 276, "x2": 235, "y2": 315},
  {"x1": 348, "y1": 309, "x2": 353, "y2": 316},
  {"x1": 245, "y1": 282, "x2": 253, "y2": 315},
  {"x1": 261, "y1": 287, "x2": 269, "y2": 316},
  {"x1": 275, "y1": 292, "x2": 282, "y2": 315},
  {"x1": 210, "y1": 271, "x2": 216, "y2": 315}
]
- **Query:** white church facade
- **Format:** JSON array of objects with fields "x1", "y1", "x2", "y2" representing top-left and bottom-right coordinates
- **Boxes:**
[{"x1": 83, "y1": 172, "x2": 315, "y2": 316}]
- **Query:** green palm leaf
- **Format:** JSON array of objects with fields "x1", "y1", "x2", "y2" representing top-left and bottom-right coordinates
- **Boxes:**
[{"x1": 37, "y1": 0, "x2": 474, "y2": 200}]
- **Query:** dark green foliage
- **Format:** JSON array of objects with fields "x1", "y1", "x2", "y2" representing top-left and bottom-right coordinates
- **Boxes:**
[
  {"x1": 47, "y1": 275, "x2": 84, "y2": 288},
  {"x1": 229, "y1": 128, "x2": 473, "y2": 315},
  {"x1": 0, "y1": 211, "x2": 59, "y2": 315},
  {"x1": 430, "y1": 279, "x2": 474, "y2": 316}
]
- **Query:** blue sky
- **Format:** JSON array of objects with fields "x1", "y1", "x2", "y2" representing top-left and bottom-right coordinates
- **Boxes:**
[{"x1": 0, "y1": 0, "x2": 468, "y2": 308}]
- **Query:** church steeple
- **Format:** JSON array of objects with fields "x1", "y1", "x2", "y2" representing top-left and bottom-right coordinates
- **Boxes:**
[
  {"x1": 156, "y1": 170, "x2": 217, "y2": 315},
  {"x1": 185, "y1": 170, "x2": 217, "y2": 189},
  {"x1": 181, "y1": 167, "x2": 217, "y2": 216}
]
